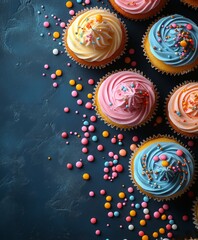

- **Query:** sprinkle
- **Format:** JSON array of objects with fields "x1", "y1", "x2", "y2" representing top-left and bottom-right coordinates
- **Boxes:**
[{"x1": 66, "y1": 1, "x2": 73, "y2": 8}]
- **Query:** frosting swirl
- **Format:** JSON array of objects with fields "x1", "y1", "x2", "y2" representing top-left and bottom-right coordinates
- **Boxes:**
[
  {"x1": 168, "y1": 82, "x2": 198, "y2": 135},
  {"x1": 66, "y1": 9, "x2": 123, "y2": 62},
  {"x1": 149, "y1": 14, "x2": 198, "y2": 67},
  {"x1": 97, "y1": 71, "x2": 156, "y2": 127},
  {"x1": 114, "y1": 0, "x2": 160, "y2": 15},
  {"x1": 133, "y1": 139, "x2": 194, "y2": 198}
]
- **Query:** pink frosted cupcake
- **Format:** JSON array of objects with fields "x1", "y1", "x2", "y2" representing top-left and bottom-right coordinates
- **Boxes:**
[
  {"x1": 93, "y1": 70, "x2": 158, "y2": 130},
  {"x1": 108, "y1": 0, "x2": 168, "y2": 20}
]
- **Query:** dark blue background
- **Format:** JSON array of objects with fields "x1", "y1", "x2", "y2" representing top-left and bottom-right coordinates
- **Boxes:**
[{"x1": 0, "y1": 0, "x2": 198, "y2": 239}]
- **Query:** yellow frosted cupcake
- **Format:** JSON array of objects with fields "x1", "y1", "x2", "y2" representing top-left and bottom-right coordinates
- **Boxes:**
[
  {"x1": 143, "y1": 14, "x2": 198, "y2": 75},
  {"x1": 63, "y1": 8, "x2": 127, "y2": 68},
  {"x1": 192, "y1": 197, "x2": 198, "y2": 230},
  {"x1": 109, "y1": 0, "x2": 168, "y2": 20},
  {"x1": 129, "y1": 136, "x2": 195, "y2": 201}
]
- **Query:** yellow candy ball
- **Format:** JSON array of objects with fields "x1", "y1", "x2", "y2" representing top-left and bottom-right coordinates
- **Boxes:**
[
  {"x1": 96, "y1": 14, "x2": 103, "y2": 23},
  {"x1": 82, "y1": 173, "x2": 90, "y2": 180},
  {"x1": 104, "y1": 202, "x2": 111, "y2": 209},
  {"x1": 180, "y1": 40, "x2": 187, "y2": 47},
  {"x1": 53, "y1": 31, "x2": 60, "y2": 39},
  {"x1": 66, "y1": 1, "x2": 73, "y2": 8},
  {"x1": 118, "y1": 192, "x2": 125, "y2": 199},
  {"x1": 69, "y1": 79, "x2": 76, "y2": 86},
  {"x1": 140, "y1": 219, "x2": 146, "y2": 226},
  {"x1": 76, "y1": 84, "x2": 83, "y2": 91},
  {"x1": 152, "y1": 232, "x2": 158, "y2": 238},
  {"x1": 102, "y1": 131, "x2": 109, "y2": 138},
  {"x1": 159, "y1": 228, "x2": 165, "y2": 234},
  {"x1": 129, "y1": 210, "x2": 136, "y2": 217},
  {"x1": 55, "y1": 69, "x2": 62, "y2": 76},
  {"x1": 87, "y1": 93, "x2": 93, "y2": 99},
  {"x1": 142, "y1": 235, "x2": 149, "y2": 240},
  {"x1": 162, "y1": 160, "x2": 169, "y2": 167},
  {"x1": 106, "y1": 195, "x2": 112, "y2": 202}
]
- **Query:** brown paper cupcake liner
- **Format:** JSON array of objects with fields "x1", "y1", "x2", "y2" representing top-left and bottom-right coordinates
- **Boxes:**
[
  {"x1": 128, "y1": 134, "x2": 197, "y2": 201},
  {"x1": 192, "y1": 197, "x2": 198, "y2": 230},
  {"x1": 142, "y1": 17, "x2": 198, "y2": 75},
  {"x1": 92, "y1": 68, "x2": 159, "y2": 131},
  {"x1": 164, "y1": 81, "x2": 198, "y2": 139},
  {"x1": 180, "y1": 0, "x2": 198, "y2": 9},
  {"x1": 62, "y1": 7, "x2": 128, "y2": 69},
  {"x1": 108, "y1": 0, "x2": 169, "y2": 21}
]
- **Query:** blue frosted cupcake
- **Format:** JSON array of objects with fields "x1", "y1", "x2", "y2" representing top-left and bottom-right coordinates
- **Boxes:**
[
  {"x1": 143, "y1": 14, "x2": 198, "y2": 74},
  {"x1": 129, "y1": 136, "x2": 195, "y2": 201}
]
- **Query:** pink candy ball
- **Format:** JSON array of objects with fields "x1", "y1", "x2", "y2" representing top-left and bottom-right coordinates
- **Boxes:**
[
  {"x1": 76, "y1": 161, "x2": 83, "y2": 168},
  {"x1": 95, "y1": 230, "x2": 101, "y2": 236},
  {"x1": 81, "y1": 138, "x2": 89, "y2": 145},
  {"x1": 66, "y1": 163, "x2": 73, "y2": 169},
  {"x1": 125, "y1": 216, "x2": 131, "y2": 222},
  {"x1": 85, "y1": 102, "x2": 92, "y2": 109},
  {"x1": 69, "y1": 10, "x2": 75, "y2": 16},
  {"x1": 108, "y1": 212, "x2": 114, "y2": 218},
  {"x1": 89, "y1": 191, "x2": 95, "y2": 197},
  {"x1": 97, "y1": 144, "x2": 104, "y2": 151},
  {"x1": 128, "y1": 187, "x2": 134, "y2": 193},
  {"x1": 88, "y1": 79, "x2": 95, "y2": 85},
  {"x1": 82, "y1": 147, "x2": 88, "y2": 153},
  {"x1": 60, "y1": 22, "x2": 66, "y2": 28},
  {"x1": 115, "y1": 164, "x2": 123, "y2": 172},
  {"x1": 153, "y1": 211, "x2": 160, "y2": 218},
  {"x1": 61, "y1": 132, "x2": 68, "y2": 138},
  {"x1": 64, "y1": 107, "x2": 70, "y2": 113},
  {"x1": 88, "y1": 125, "x2": 95, "y2": 132},
  {"x1": 163, "y1": 204, "x2": 169, "y2": 210},
  {"x1": 100, "y1": 189, "x2": 106, "y2": 195},
  {"x1": 90, "y1": 217, "x2": 97, "y2": 224},
  {"x1": 43, "y1": 21, "x2": 50, "y2": 28},
  {"x1": 71, "y1": 90, "x2": 78, "y2": 97},
  {"x1": 141, "y1": 202, "x2": 148, "y2": 208},
  {"x1": 176, "y1": 149, "x2": 183, "y2": 156},
  {"x1": 87, "y1": 155, "x2": 94, "y2": 162},
  {"x1": 90, "y1": 115, "x2": 97, "y2": 122}
]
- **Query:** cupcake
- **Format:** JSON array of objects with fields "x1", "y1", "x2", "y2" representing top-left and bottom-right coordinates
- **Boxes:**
[
  {"x1": 93, "y1": 70, "x2": 157, "y2": 130},
  {"x1": 192, "y1": 197, "x2": 198, "y2": 230},
  {"x1": 166, "y1": 82, "x2": 198, "y2": 138},
  {"x1": 108, "y1": 0, "x2": 168, "y2": 20},
  {"x1": 63, "y1": 8, "x2": 127, "y2": 68},
  {"x1": 129, "y1": 136, "x2": 195, "y2": 201},
  {"x1": 180, "y1": 0, "x2": 198, "y2": 9},
  {"x1": 143, "y1": 14, "x2": 198, "y2": 75}
]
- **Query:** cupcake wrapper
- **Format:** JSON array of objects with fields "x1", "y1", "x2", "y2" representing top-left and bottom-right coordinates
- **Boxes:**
[
  {"x1": 164, "y1": 81, "x2": 198, "y2": 139},
  {"x1": 62, "y1": 7, "x2": 128, "y2": 69},
  {"x1": 142, "y1": 17, "x2": 198, "y2": 75},
  {"x1": 128, "y1": 134, "x2": 197, "y2": 201},
  {"x1": 108, "y1": 0, "x2": 170, "y2": 21},
  {"x1": 92, "y1": 68, "x2": 159, "y2": 131},
  {"x1": 192, "y1": 197, "x2": 198, "y2": 230},
  {"x1": 180, "y1": 0, "x2": 198, "y2": 9}
]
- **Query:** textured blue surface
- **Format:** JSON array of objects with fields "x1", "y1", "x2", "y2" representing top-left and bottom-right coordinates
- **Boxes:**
[{"x1": 1, "y1": 0, "x2": 198, "y2": 239}]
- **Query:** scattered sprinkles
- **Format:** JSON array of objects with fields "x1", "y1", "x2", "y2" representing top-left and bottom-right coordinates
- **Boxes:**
[{"x1": 40, "y1": 4, "x2": 197, "y2": 240}]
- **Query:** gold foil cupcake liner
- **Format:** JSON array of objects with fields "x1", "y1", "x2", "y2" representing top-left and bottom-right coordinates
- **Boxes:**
[
  {"x1": 108, "y1": 0, "x2": 169, "y2": 21},
  {"x1": 62, "y1": 7, "x2": 128, "y2": 69},
  {"x1": 164, "y1": 81, "x2": 198, "y2": 139},
  {"x1": 192, "y1": 197, "x2": 198, "y2": 230},
  {"x1": 92, "y1": 68, "x2": 159, "y2": 131},
  {"x1": 180, "y1": 0, "x2": 198, "y2": 10},
  {"x1": 128, "y1": 134, "x2": 197, "y2": 202},
  {"x1": 142, "y1": 17, "x2": 198, "y2": 75}
]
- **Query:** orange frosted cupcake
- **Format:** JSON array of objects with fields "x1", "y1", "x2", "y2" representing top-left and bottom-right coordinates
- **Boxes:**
[
  {"x1": 166, "y1": 82, "x2": 198, "y2": 138},
  {"x1": 143, "y1": 14, "x2": 198, "y2": 74},
  {"x1": 180, "y1": 0, "x2": 198, "y2": 9},
  {"x1": 63, "y1": 8, "x2": 127, "y2": 68},
  {"x1": 109, "y1": 0, "x2": 168, "y2": 20}
]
